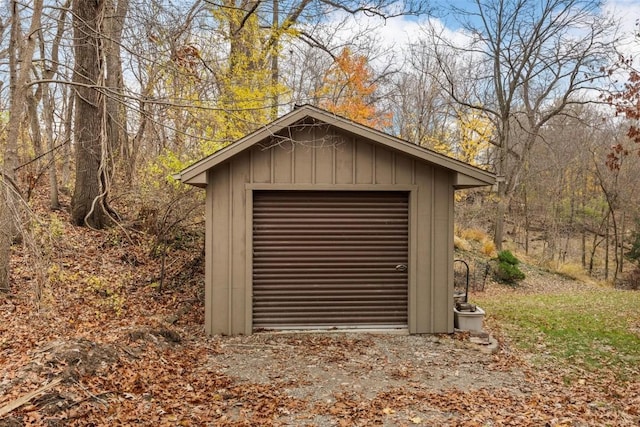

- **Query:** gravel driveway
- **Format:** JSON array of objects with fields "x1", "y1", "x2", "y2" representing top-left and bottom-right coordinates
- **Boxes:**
[{"x1": 206, "y1": 331, "x2": 526, "y2": 425}]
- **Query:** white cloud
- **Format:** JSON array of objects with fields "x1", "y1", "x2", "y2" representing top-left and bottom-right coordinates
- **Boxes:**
[
  {"x1": 371, "y1": 16, "x2": 424, "y2": 50},
  {"x1": 316, "y1": 11, "x2": 474, "y2": 70},
  {"x1": 314, "y1": 2, "x2": 638, "y2": 80},
  {"x1": 604, "y1": 0, "x2": 640, "y2": 60}
]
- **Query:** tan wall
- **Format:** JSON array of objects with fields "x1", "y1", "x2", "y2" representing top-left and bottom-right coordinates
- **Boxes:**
[{"x1": 205, "y1": 126, "x2": 455, "y2": 335}]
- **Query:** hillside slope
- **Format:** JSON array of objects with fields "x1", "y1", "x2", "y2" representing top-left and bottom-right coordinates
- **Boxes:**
[{"x1": 1, "y1": 200, "x2": 638, "y2": 426}]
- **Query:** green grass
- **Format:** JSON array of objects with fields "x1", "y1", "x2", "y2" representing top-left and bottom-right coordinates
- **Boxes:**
[{"x1": 475, "y1": 289, "x2": 640, "y2": 381}]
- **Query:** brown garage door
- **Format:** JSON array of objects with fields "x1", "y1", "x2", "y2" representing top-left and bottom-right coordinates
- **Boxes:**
[{"x1": 252, "y1": 191, "x2": 409, "y2": 329}]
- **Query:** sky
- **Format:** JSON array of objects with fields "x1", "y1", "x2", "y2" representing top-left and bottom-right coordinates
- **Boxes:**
[
  {"x1": 339, "y1": 0, "x2": 640, "y2": 64},
  {"x1": 603, "y1": 0, "x2": 640, "y2": 58}
]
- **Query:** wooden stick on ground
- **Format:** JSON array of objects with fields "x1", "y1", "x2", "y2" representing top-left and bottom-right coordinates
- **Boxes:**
[{"x1": 0, "y1": 377, "x2": 63, "y2": 417}]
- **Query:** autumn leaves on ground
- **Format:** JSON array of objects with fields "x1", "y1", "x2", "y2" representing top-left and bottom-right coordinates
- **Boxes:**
[{"x1": 0, "y1": 196, "x2": 637, "y2": 426}]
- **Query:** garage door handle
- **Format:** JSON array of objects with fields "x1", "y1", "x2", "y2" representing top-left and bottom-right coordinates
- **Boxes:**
[{"x1": 395, "y1": 264, "x2": 408, "y2": 272}]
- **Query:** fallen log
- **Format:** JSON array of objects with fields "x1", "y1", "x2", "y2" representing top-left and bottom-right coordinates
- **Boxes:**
[{"x1": 0, "y1": 377, "x2": 63, "y2": 417}]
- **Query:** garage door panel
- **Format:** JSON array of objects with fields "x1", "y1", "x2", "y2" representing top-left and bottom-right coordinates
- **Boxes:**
[{"x1": 252, "y1": 191, "x2": 409, "y2": 329}]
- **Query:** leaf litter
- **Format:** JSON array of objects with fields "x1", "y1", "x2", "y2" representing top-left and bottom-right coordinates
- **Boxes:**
[{"x1": 1, "y1": 197, "x2": 639, "y2": 426}]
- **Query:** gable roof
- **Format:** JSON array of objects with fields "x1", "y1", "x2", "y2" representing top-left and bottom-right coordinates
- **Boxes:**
[{"x1": 175, "y1": 104, "x2": 495, "y2": 189}]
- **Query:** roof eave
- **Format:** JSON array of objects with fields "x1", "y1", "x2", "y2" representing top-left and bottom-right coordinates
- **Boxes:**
[
  {"x1": 177, "y1": 107, "x2": 311, "y2": 183},
  {"x1": 182, "y1": 171, "x2": 207, "y2": 188},
  {"x1": 453, "y1": 172, "x2": 496, "y2": 189},
  {"x1": 176, "y1": 105, "x2": 497, "y2": 186}
]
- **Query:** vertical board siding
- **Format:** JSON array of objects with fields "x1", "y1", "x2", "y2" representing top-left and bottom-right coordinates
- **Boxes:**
[
  {"x1": 209, "y1": 164, "x2": 231, "y2": 334},
  {"x1": 251, "y1": 144, "x2": 272, "y2": 183},
  {"x1": 433, "y1": 167, "x2": 455, "y2": 332},
  {"x1": 414, "y1": 162, "x2": 434, "y2": 333},
  {"x1": 316, "y1": 122, "x2": 335, "y2": 184},
  {"x1": 231, "y1": 154, "x2": 251, "y2": 334},
  {"x1": 335, "y1": 140, "x2": 354, "y2": 184},
  {"x1": 204, "y1": 171, "x2": 214, "y2": 334},
  {"x1": 355, "y1": 140, "x2": 374, "y2": 184},
  {"x1": 314, "y1": 145, "x2": 334, "y2": 184},
  {"x1": 293, "y1": 145, "x2": 313, "y2": 184},
  {"x1": 375, "y1": 146, "x2": 393, "y2": 184},
  {"x1": 206, "y1": 129, "x2": 453, "y2": 335},
  {"x1": 395, "y1": 155, "x2": 414, "y2": 185},
  {"x1": 273, "y1": 141, "x2": 294, "y2": 183}
]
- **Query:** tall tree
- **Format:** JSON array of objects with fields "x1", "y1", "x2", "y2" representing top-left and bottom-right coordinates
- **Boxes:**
[
  {"x1": 390, "y1": 39, "x2": 474, "y2": 150},
  {"x1": 38, "y1": 0, "x2": 70, "y2": 210},
  {"x1": 1, "y1": 0, "x2": 43, "y2": 291},
  {"x1": 71, "y1": 0, "x2": 111, "y2": 228},
  {"x1": 316, "y1": 47, "x2": 392, "y2": 129},
  {"x1": 214, "y1": 0, "x2": 282, "y2": 142},
  {"x1": 426, "y1": 0, "x2": 617, "y2": 249},
  {"x1": 103, "y1": 0, "x2": 130, "y2": 179},
  {"x1": 67, "y1": 0, "x2": 129, "y2": 227}
]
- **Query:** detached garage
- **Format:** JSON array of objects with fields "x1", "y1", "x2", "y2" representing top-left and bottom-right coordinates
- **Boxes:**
[{"x1": 175, "y1": 105, "x2": 495, "y2": 335}]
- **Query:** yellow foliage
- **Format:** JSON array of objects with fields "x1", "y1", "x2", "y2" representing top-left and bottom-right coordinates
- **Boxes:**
[
  {"x1": 481, "y1": 239, "x2": 497, "y2": 257},
  {"x1": 555, "y1": 263, "x2": 594, "y2": 284},
  {"x1": 459, "y1": 227, "x2": 490, "y2": 243},
  {"x1": 148, "y1": 0, "x2": 292, "y2": 181},
  {"x1": 454, "y1": 109, "x2": 494, "y2": 167},
  {"x1": 432, "y1": 138, "x2": 454, "y2": 157},
  {"x1": 454, "y1": 236, "x2": 472, "y2": 251},
  {"x1": 84, "y1": 275, "x2": 127, "y2": 317},
  {"x1": 209, "y1": 1, "x2": 290, "y2": 143},
  {"x1": 141, "y1": 149, "x2": 192, "y2": 192},
  {"x1": 47, "y1": 264, "x2": 79, "y2": 285}
]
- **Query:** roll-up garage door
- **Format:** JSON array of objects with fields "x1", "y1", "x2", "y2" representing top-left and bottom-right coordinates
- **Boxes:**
[{"x1": 252, "y1": 191, "x2": 409, "y2": 329}]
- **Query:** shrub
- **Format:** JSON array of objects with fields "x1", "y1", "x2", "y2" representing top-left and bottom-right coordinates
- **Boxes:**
[
  {"x1": 459, "y1": 227, "x2": 490, "y2": 243},
  {"x1": 481, "y1": 239, "x2": 496, "y2": 257},
  {"x1": 625, "y1": 218, "x2": 640, "y2": 264},
  {"x1": 494, "y1": 250, "x2": 525, "y2": 284},
  {"x1": 555, "y1": 263, "x2": 591, "y2": 283},
  {"x1": 454, "y1": 235, "x2": 471, "y2": 251},
  {"x1": 497, "y1": 249, "x2": 520, "y2": 265},
  {"x1": 621, "y1": 267, "x2": 640, "y2": 290}
]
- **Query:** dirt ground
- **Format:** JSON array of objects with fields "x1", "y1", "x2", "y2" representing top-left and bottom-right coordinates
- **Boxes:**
[
  {"x1": 210, "y1": 331, "x2": 524, "y2": 426},
  {"x1": 2, "y1": 294, "x2": 638, "y2": 426},
  {"x1": 0, "y1": 323, "x2": 529, "y2": 427},
  {"x1": 1, "y1": 210, "x2": 638, "y2": 426}
]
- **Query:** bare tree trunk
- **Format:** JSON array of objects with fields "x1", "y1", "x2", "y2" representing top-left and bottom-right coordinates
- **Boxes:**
[
  {"x1": 71, "y1": 0, "x2": 110, "y2": 228},
  {"x1": 619, "y1": 212, "x2": 625, "y2": 274},
  {"x1": 494, "y1": 177, "x2": 507, "y2": 251},
  {"x1": 582, "y1": 227, "x2": 587, "y2": 268},
  {"x1": 26, "y1": 88, "x2": 43, "y2": 158},
  {"x1": 270, "y1": 0, "x2": 279, "y2": 120},
  {"x1": 581, "y1": 173, "x2": 587, "y2": 268},
  {"x1": 605, "y1": 215, "x2": 609, "y2": 280},
  {"x1": 493, "y1": 119, "x2": 512, "y2": 252},
  {"x1": 130, "y1": 79, "x2": 154, "y2": 178},
  {"x1": 25, "y1": 83, "x2": 44, "y2": 200},
  {"x1": 589, "y1": 233, "x2": 597, "y2": 276},
  {"x1": 609, "y1": 209, "x2": 620, "y2": 283},
  {"x1": 589, "y1": 210, "x2": 608, "y2": 276},
  {"x1": 61, "y1": 87, "x2": 74, "y2": 188},
  {"x1": 42, "y1": 87, "x2": 61, "y2": 209},
  {"x1": 40, "y1": 1, "x2": 69, "y2": 210},
  {"x1": 104, "y1": 0, "x2": 130, "y2": 180},
  {"x1": 523, "y1": 184, "x2": 530, "y2": 255},
  {"x1": 1, "y1": 0, "x2": 43, "y2": 292}
]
